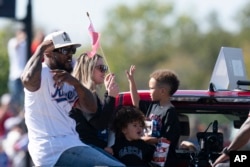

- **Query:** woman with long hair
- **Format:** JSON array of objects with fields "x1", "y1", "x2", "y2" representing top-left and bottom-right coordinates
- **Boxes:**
[{"x1": 70, "y1": 53, "x2": 119, "y2": 149}]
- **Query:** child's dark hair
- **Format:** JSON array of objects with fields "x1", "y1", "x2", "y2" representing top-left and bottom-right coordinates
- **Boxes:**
[
  {"x1": 150, "y1": 69, "x2": 179, "y2": 95},
  {"x1": 112, "y1": 106, "x2": 146, "y2": 138}
]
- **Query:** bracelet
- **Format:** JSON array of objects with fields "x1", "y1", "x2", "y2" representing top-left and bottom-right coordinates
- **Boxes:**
[{"x1": 222, "y1": 147, "x2": 230, "y2": 156}]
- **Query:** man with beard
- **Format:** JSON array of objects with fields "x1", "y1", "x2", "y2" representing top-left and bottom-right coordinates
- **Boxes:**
[{"x1": 21, "y1": 31, "x2": 125, "y2": 167}]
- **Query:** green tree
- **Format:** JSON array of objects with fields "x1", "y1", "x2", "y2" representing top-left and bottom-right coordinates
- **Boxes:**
[
  {"x1": 101, "y1": 0, "x2": 175, "y2": 91},
  {"x1": 0, "y1": 27, "x2": 13, "y2": 96},
  {"x1": 235, "y1": 2, "x2": 250, "y2": 78},
  {"x1": 101, "y1": 0, "x2": 240, "y2": 90}
]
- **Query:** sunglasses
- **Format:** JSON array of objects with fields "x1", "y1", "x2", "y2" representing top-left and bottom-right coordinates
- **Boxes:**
[
  {"x1": 95, "y1": 65, "x2": 108, "y2": 73},
  {"x1": 53, "y1": 47, "x2": 76, "y2": 55}
]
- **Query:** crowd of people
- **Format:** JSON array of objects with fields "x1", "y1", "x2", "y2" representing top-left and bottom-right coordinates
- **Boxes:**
[
  {"x1": 0, "y1": 93, "x2": 28, "y2": 167},
  {"x1": 1, "y1": 26, "x2": 41, "y2": 167},
  {"x1": 1, "y1": 28, "x2": 247, "y2": 167}
]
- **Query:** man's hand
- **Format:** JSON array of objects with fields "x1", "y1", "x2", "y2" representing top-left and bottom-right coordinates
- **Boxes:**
[{"x1": 51, "y1": 69, "x2": 79, "y2": 87}]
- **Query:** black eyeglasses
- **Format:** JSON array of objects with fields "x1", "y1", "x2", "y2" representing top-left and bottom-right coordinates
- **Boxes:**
[
  {"x1": 53, "y1": 47, "x2": 76, "y2": 55},
  {"x1": 95, "y1": 65, "x2": 108, "y2": 73}
]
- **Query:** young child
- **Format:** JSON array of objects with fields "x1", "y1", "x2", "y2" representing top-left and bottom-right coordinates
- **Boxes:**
[
  {"x1": 126, "y1": 65, "x2": 181, "y2": 167},
  {"x1": 105, "y1": 106, "x2": 156, "y2": 167}
]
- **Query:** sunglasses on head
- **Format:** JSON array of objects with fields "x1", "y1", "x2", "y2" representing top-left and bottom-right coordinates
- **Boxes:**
[
  {"x1": 53, "y1": 47, "x2": 76, "y2": 55},
  {"x1": 95, "y1": 65, "x2": 108, "y2": 73}
]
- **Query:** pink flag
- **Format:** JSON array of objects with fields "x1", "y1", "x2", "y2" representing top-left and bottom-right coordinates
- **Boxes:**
[{"x1": 87, "y1": 22, "x2": 100, "y2": 58}]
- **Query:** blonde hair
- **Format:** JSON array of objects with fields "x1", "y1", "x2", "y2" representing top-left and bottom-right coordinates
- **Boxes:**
[{"x1": 72, "y1": 53, "x2": 103, "y2": 92}]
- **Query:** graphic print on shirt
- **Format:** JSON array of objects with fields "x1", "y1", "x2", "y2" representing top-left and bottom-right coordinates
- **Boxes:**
[
  {"x1": 51, "y1": 85, "x2": 78, "y2": 103},
  {"x1": 144, "y1": 120, "x2": 153, "y2": 136},
  {"x1": 119, "y1": 146, "x2": 143, "y2": 159},
  {"x1": 144, "y1": 114, "x2": 162, "y2": 138}
]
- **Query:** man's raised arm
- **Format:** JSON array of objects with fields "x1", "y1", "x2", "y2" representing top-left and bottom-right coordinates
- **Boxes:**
[{"x1": 21, "y1": 40, "x2": 53, "y2": 92}]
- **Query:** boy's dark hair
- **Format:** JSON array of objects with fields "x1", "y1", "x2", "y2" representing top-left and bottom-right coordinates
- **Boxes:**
[
  {"x1": 150, "y1": 69, "x2": 179, "y2": 95},
  {"x1": 112, "y1": 106, "x2": 146, "y2": 138}
]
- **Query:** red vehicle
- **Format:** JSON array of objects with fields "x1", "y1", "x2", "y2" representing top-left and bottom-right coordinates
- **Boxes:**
[{"x1": 114, "y1": 47, "x2": 250, "y2": 167}]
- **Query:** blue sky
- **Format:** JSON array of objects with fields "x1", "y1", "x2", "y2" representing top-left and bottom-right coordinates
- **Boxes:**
[{"x1": 0, "y1": 0, "x2": 249, "y2": 45}]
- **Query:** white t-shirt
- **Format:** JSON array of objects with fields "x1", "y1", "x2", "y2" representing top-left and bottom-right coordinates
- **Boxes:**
[
  {"x1": 24, "y1": 63, "x2": 88, "y2": 166},
  {"x1": 7, "y1": 37, "x2": 27, "y2": 80}
]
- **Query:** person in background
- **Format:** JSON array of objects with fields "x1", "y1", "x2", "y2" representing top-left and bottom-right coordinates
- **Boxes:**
[
  {"x1": 21, "y1": 30, "x2": 125, "y2": 167},
  {"x1": 70, "y1": 53, "x2": 119, "y2": 149},
  {"x1": 0, "y1": 94, "x2": 13, "y2": 167},
  {"x1": 0, "y1": 93, "x2": 28, "y2": 167},
  {"x1": 0, "y1": 140, "x2": 9, "y2": 167},
  {"x1": 0, "y1": 93, "x2": 14, "y2": 138},
  {"x1": 126, "y1": 65, "x2": 181, "y2": 167},
  {"x1": 105, "y1": 106, "x2": 156, "y2": 167},
  {"x1": 7, "y1": 28, "x2": 27, "y2": 112},
  {"x1": 3, "y1": 116, "x2": 25, "y2": 167}
]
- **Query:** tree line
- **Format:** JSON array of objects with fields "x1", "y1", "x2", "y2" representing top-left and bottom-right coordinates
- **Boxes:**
[{"x1": 1, "y1": 0, "x2": 250, "y2": 95}]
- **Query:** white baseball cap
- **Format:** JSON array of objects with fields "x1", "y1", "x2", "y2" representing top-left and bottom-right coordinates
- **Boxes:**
[{"x1": 44, "y1": 30, "x2": 81, "y2": 49}]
